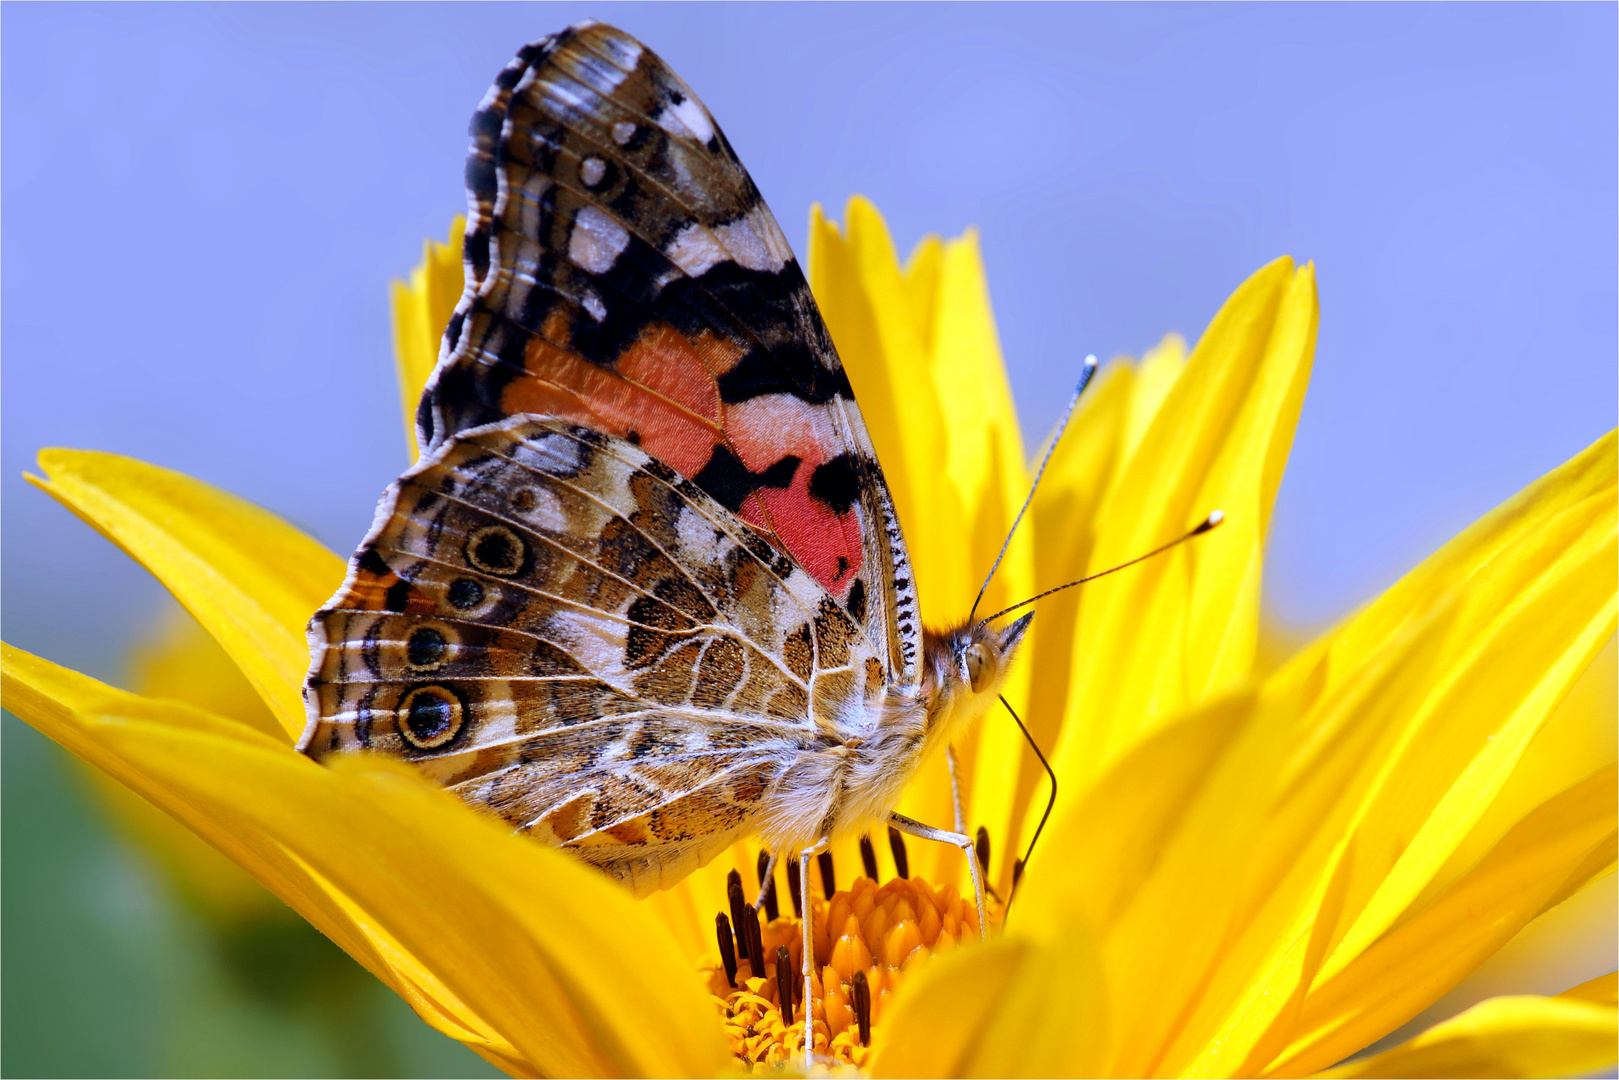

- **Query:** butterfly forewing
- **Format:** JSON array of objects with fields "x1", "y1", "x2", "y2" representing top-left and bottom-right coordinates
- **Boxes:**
[{"x1": 418, "y1": 21, "x2": 919, "y2": 681}]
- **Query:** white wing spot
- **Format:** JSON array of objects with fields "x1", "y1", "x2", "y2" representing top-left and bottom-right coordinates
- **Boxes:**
[
  {"x1": 665, "y1": 221, "x2": 729, "y2": 277},
  {"x1": 612, "y1": 121, "x2": 637, "y2": 146},
  {"x1": 568, "y1": 206, "x2": 631, "y2": 274},
  {"x1": 716, "y1": 204, "x2": 793, "y2": 273},
  {"x1": 589, "y1": 31, "x2": 643, "y2": 73},
  {"x1": 522, "y1": 485, "x2": 567, "y2": 532},
  {"x1": 519, "y1": 431, "x2": 584, "y2": 474},
  {"x1": 580, "y1": 156, "x2": 607, "y2": 188},
  {"x1": 656, "y1": 96, "x2": 715, "y2": 145}
]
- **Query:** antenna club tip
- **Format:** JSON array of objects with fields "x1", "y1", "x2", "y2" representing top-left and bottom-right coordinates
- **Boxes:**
[
  {"x1": 1082, "y1": 354, "x2": 1098, "y2": 369},
  {"x1": 1193, "y1": 510, "x2": 1225, "y2": 534}
]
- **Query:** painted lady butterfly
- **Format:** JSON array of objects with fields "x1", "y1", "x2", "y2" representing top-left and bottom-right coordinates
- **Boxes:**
[{"x1": 299, "y1": 21, "x2": 1031, "y2": 1036}]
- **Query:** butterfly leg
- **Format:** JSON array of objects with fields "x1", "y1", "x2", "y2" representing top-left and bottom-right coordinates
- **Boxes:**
[
  {"x1": 887, "y1": 812, "x2": 987, "y2": 941},
  {"x1": 946, "y1": 745, "x2": 967, "y2": 835},
  {"x1": 799, "y1": 836, "x2": 831, "y2": 1069},
  {"x1": 754, "y1": 850, "x2": 780, "y2": 912}
]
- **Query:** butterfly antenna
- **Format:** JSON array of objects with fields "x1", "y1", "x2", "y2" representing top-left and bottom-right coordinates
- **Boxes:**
[
  {"x1": 967, "y1": 355, "x2": 1099, "y2": 624},
  {"x1": 998, "y1": 693, "x2": 1053, "y2": 914},
  {"x1": 978, "y1": 510, "x2": 1225, "y2": 628}
]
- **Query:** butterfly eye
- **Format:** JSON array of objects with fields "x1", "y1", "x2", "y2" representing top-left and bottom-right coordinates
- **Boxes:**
[{"x1": 964, "y1": 642, "x2": 992, "y2": 693}]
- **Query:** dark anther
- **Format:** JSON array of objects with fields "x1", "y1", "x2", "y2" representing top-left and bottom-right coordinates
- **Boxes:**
[
  {"x1": 888, "y1": 825, "x2": 910, "y2": 879},
  {"x1": 785, "y1": 858, "x2": 804, "y2": 918},
  {"x1": 975, "y1": 825, "x2": 991, "y2": 877},
  {"x1": 859, "y1": 834, "x2": 879, "y2": 882},
  {"x1": 727, "y1": 871, "x2": 748, "y2": 965},
  {"x1": 756, "y1": 850, "x2": 779, "y2": 921},
  {"x1": 775, "y1": 946, "x2": 794, "y2": 1025},
  {"x1": 1012, "y1": 857, "x2": 1026, "y2": 893},
  {"x1": 742, "y1": 900, "x2": 766, "y2": 979},
  {"x1": 852, "y1": 969, "x2": 872, "y2": 1046},
  {"x1": 818, "y1": 850, "x2": 836, "y2": 899},
  {"x1": 715, "y1": 913, "x2": 738, "y2": 987}
]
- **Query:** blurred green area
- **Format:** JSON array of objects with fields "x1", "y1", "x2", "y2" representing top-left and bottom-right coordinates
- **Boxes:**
[{"x1": 2, "y1": 710, "x2": 501, "y2": 1078}]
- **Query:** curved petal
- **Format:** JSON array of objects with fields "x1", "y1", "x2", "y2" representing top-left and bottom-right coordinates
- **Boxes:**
[
  {"x1": 1054, "y1": 258, "x2": 1318, "y2": 790},
  {"x1": 1013, "y1": 432, "x2": 1617, "y2": 1076},
  {"x1": 2, "y1": 643, "x2": 729, "y2": 1078},
  {"x1": 1167, "y1": 444, "x2": 1615, "y2": 1077},
  {"x1": 1012, "y1": 339, "x2": 1184, "y2": 871},
  {"x1": 391, "y1": 216, "x2": 465, "y2": 460},
  {"x1": 1310, "y1": 986, "x2": 1617, "y2": 1079},
  {"x1": 871, "y1": 927, "x2": 1107, "y2": 1078},
  {"x1": 28, "y1": 450, "x2": 345, "y2": 738},
  {"x1": 808, "y1": 198, "x2": 1033, "y2": 887},
  {"x1": 1263, "y1": 768, "x2": 1616, "y2": 1078},
  {"x1": 1283, "y1": 433, "x2": 1617, "y2": 983}
]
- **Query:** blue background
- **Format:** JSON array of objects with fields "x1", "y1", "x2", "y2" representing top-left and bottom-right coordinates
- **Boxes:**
[{"x1": 3, "y1": 4, "x2": 1614, "y2": 1075}]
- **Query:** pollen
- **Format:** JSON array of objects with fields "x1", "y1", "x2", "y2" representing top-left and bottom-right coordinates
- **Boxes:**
[{"x1": 707, "y1": 842, "x2": 1005, "y2": 1070}]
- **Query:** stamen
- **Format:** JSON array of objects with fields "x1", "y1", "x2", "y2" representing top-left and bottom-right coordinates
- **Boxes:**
[
  {"x1": 785, "y1": 858, "x2": 804, "y2": 918},
  {"x1": 726, "y1": 870, "x2": 749, "y2": 966},
  {"x1": 756, "y1": 849, "x2": 779, "y2": 921},
  {"x1": 818, "y1": 850, "x2": 837, "y2": 899},
  {"x1": 888, "y1": 825, "x2": 909, "y2": 879},
  {"x1": 741, "y1": 898, "x2": 766, "y2": 979},
  {"x1": 775, "y1": 946, "x2": 795, "y2": 1026},
  {"x1": 852, "y1": 970, "x2": 872, "y2": 1047},
  {"x1": 1012, "y1": 857, "x2": 1025, "y2": 894},
  {"x1": 859, "y1": 834, "x2": 879, "y2": 881},
  {"x1": 715, "y1": 912, "x2": 738, "y2": 987}
]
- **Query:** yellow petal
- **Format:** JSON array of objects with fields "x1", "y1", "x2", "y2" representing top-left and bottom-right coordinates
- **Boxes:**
[
  {"x1": 810, "y1": 198, "x2": 966, "y2": 624},
  {"x1": 1297, "y1": 433, "x2": 1617, "y2": 983},
  {"x1": 1008, "y1": 341, "x2": 1185, "y2": 874},
  {"x1": 1055, "y1": 258, "x2": 1318, "y2": 790},
  {"x1": 1311, "y1": 988, "x2": 1617, "y2": 1079},
  {"x1": 1013, "y1": 432, "x2": 1616, "y2": 1076},
  {"x1": 3, "y1": 642, "x2": 729, "y2": 1078},
  {"x1": 81, "y1": 605, "x2": 285, "y2": 920},
  {"x1": 1170, "y1": 443, "x2": 1615, "y2": 1076},
  {"x1": 1560, "y1": 971, "x2": 1618, "y2": 1007},
  {"x1": 28, "y1": 450, "x2": 345, "y2": 738},
  {"x1": 1433, "y1": 635, "x2": 1616, "y2": 911},
  {"x1": 1267, "y1": 767, "x2": 1616, "y2": 1077},
  {"x1": 871, "y1": 927, "x2": 1107, "y2": 1078},
  {"x1": 392, "y1": 215, "x2": 465, "y2": 460},
  {"x1": 3, "y1": 642, "x2": 498, "y2": 1049},
  {"x1": 1101, "y1": 600, "x2": 1458, "y2": 1077},
  {"x1": 808, "y1": 198, "x2": 1033, "y2": 887},
  {"x1": 129, "y1": 603, "x2": 284, "y2": 740}
]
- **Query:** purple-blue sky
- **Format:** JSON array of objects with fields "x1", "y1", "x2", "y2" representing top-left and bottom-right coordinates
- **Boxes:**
[{"x1": 5, "y1": 2, "x2": 1615, "y2": 676}]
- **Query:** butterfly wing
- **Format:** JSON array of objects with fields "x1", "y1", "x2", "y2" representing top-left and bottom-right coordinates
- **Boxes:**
[
  {"x1": 418, "y1": 21, "x2": 920, "y2": 684},
  {"x1": 302, "y1": 417, "x2": 885, "y2": 895}
]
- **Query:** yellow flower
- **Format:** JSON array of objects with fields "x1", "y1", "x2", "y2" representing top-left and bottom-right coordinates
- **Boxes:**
[{"x1": 6, "y1": 199, "x2": 1614, "y2": 1078}]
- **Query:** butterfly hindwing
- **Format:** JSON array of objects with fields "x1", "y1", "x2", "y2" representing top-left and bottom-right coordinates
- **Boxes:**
[
  {"x1": 302, "y1": 416, "x2": 886, "y2": 894},
  {"x1": 418, "y1": 21, "x2": 920, "y2": 684}
]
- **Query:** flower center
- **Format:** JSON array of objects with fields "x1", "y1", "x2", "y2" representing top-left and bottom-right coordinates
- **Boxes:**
[{"x1": 706, "y1": 830, "x2": 1006, "y2": 1069}]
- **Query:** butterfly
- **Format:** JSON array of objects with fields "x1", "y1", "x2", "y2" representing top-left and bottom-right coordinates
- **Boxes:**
[{"x1": 298, "y1": 21, "x2": 1030, "y2": 1033}]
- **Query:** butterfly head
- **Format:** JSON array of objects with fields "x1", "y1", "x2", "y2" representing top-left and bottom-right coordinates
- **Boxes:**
[{"x1": 923, "y1": 611, "x2": 1034, "y2": 736}]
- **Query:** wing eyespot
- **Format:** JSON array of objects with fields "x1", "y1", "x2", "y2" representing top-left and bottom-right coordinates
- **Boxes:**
[
  {"x1": 447, "y1": 577, "x2": 486, "y2": 610},
  {"x1": 397, "y1": 685, "x2": 466, "y2": 750},
  {"x1": 406, "y1": 626, "x2": 452, "y2": 671},
  {"x1": 465, "y1": 525, "x2": 528, "y2": 576}
]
